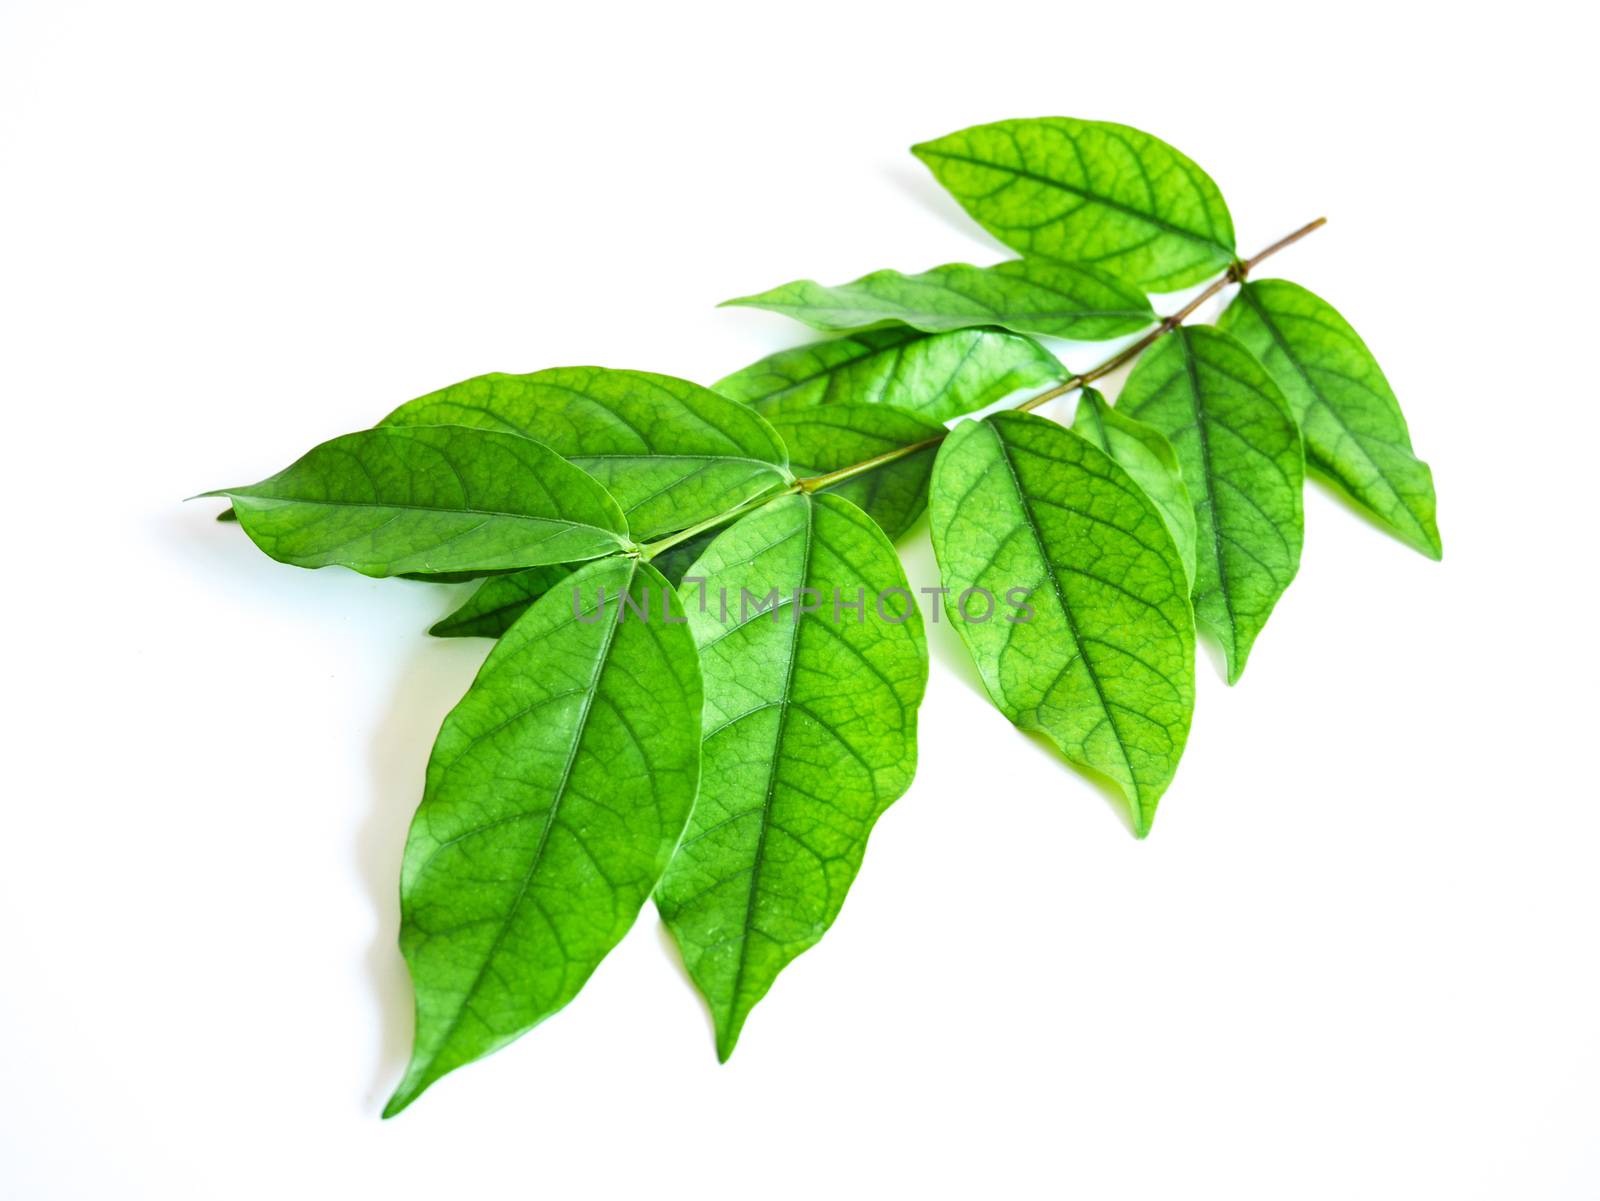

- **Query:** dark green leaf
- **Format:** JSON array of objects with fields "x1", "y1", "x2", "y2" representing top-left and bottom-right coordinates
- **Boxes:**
[
  {"x1": 765, "y1": 405, "x2": 946, "y2": 540},
  {"x1": 714, "y1": 326, "x2": 1065, "y2": 421},
  {"x1": 929, "y1": 412, "x2": 1194, "y2": 836},
  {"x1": 912, "y1": 117, "x2": 1236, "y2": 291},
  {"x1": 207, "y1": 425, "x2": 630, "y2": 577},
  {"x1": 383, "y1": 367, "x2": 791, "y2": 541},
  {"x1": 386, "y1": 556, "x2": 703, "y2": 1115},
  {"x1": 656, "y1": 493, "x2": 928, "y2": 1060},
  {"x1": 428, "y1": 564, "x2": 572, "y2": 639},
  {"x1": 1072, "y1": 388, "x2": 1198, "y2": 585},
  {"x1": 1218, "y1": 279, "x2": 1441, "y2": 558},
  {"x1": 722, "y1": 258, "x2": 1152, "y2": 340},
  {"x1": 1118, "y1": 327, "x2": 1304, "y2": 682}
]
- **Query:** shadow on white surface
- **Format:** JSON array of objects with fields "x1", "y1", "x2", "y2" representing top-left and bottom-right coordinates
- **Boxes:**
[{"x1": 357, "y1": 622, "x2": 485, "y2": 1111}]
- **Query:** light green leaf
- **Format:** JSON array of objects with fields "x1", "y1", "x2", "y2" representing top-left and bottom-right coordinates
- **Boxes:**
[
  {"x1": 428, "y1": 564, "x2": 572, "y2": 639},
  {"x1": 207, "y1": 425, "x2": 629, "y2": 577},
  {"x1": 1118, "y1": 327, "x2": 1304, "y2": 683},
  {"x1": 929, "y1": 412, "x2": 1194, "y2": 836},
  {"x1": 383, "y1": 367, "x2": 792, "y2": 541},
  {"x1": 714, "y1": 325, "x2": 1065, "y2": 421},
  {"x1": 428, "y1": 527, "x2": 726, "y2": 640},
  {"x1": 386, "y1": 555, "x2": 702, "y2": 1115},
  {"x1": 723, "y1": 258, "x2": 1152, "y2": 341},
  {"x1": 765, "y1": 405, "x2": 946, "y2": 540},
  {"x1": 912, "y1": 117, "x2": 1236, "y2": 291},
  {"x1": 1218, "y1": 279, "x2": 1441, "y2": 558},
  {"x1": 656, "y1": 492, "x2": 928, "y2": 1060},
  {"x1": 1072, "y1": 388, "x2": 1198, "y2": 586}
]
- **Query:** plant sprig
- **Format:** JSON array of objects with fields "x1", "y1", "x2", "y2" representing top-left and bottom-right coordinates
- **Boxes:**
[{"x1": 200, "y1": 116, "x2": 1440, "y2": 1113}]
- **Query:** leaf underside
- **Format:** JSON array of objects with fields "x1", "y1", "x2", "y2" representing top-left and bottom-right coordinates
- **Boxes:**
[
  {"x1": 912, "y1": 116, "x2": 1236, "y2": 292},
  {"x1": 723, "y1": 258, "x2": 1153, "y2": 341},
  {"x1": 212, "y1": 425, "x2": 630, "y2": 577},
  {"x1": 1117, "y1": 326, "x2": 1304, "y2": 683},
  {"x1": 929, "y1": 411, "x2": 1195, "y2": 835},
  {"x1": 656, "y1": 492, "x2": 928, "y2": 1060},
  {"x1": 714, "y1": 325, "x2": 1065, "y2": 422},
  {"x1": 386, "y1": 555, "x2": 703, "y2": 1115},
  {"x1": 764, "y1": 404, "x2": 946, "y2": 540},
  {"x1": 383, "y1": 366, "x2": 792, "y2": 541},
  {"x1": 1071, "y1": 388, "x2": 1199, "y2": 586},
  {"x1": 1218, "y1": 278, "x2": 1441, "y2": 558}
]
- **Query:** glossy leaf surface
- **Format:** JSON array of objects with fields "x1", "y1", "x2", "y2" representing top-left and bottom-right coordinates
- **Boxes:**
[
  {"x1": 387, "y1": 556, "x2": 702, "y2": 1114},
  {"x1": 713, "y1": 326, "x2": 1062, "y2": 425},
  {"x1": 383, "y1": 367, "x2": 791, "y2": 540},
  {"x1": 209, "y1": 425, "x2": 629, "y2": 577},
  {"x1": 1218, "y1": 279, "x2": 1441, "y2": 558},
  {"x1": 714, "y1": 326, "x2": 1064, "y2": 421},
  {"x1": 657, "y1": 493, "x2": 928, "y2": 1060},
  {"x1": 723, "y1": 258, "x2": 1152, "y2": 341},
  {"x1": 912, "y1": 117, "x2": 1236, "y2": 291},
  {"x1": 929, "y1": 412, "x2": 1194, "y2": 835},
  {"x1": 1118, "y1": 327, "x2": 1304, "y2": 682}
]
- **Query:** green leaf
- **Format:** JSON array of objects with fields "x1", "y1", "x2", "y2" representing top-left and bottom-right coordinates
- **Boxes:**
[
  {"x1": 428, "y1": 564, "x2": 572, "y2": 639},
  {"x1": 207, "y1": 425, "x2": 630, "y2": 577},
  {"x1": 383, "y1": 367, "x2": 792, "y2": 541},
  {"x1": 912, "y1": 117, "x2": 1236, "y2": 291},
  {"x1": 714, "y1": 325, "x2": 1066, "y2": 421},
  {"x1": 1071, "y1": 388, "x2": 1198, "y2": 586},
  {"x1": 386, "y1": 555, "x2": 703, "y2": 1115},
  {"x1": 656, "y1": 492, "x2": 928, "y2": 1060},
  {"x1": 1217, "y1": 279, "x2": 1441, "y2": 558},
  {"x1": 764, "y1": 405, "x2": 946, "y2": 540},
  {"x1": 929, "y1": 411, "x2": 1195, "y2": 836},
  {"x1": 1117, "y1": 327, "x2": 1304, "y2": 683},
  {"x1": 428, "y1": 528, "x2": 726, "y2": 640},
  {"x1": 722, "y1": 258, "x2": 1153, "y2": 341}
]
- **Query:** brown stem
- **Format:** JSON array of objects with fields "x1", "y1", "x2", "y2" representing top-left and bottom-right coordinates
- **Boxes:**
[{"x1": 795, "y1": 216, "x2": 1326, "y2": 494}]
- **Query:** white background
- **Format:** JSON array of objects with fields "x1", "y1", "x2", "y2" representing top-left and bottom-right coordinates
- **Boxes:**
[{"x1": 3, "y1": 2, "x2": 1596, "y2": 1197}]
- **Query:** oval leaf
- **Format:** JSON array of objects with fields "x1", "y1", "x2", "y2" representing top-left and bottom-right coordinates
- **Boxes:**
[
  {"x1": 714, "y1": 325, "x2": 1065, "y2": 421},
  {"x1": 383, "y1": 367, "x2": 792, "y2": 541},
  {"x1": 656, "y1": 492, "x2": 928, "y2": 1060},
  {"x1": 1218, "y1": 278, "x2": 1441, "y2": 558},
  {"x1": 764, "y1": 404, "x2": 946, "y2": 540},
  {"x1": 1118, "y1": 327, "x2": 1304, "y2": 683},
  {"x1": 208, "y1": 425, "x2": 630, "y2": 577},
  {"x1": 722, "y1": 258, "x2": 1152, "y2": 341},
  {"x1": 386, "y1": 556, "x2": 703, "y2": 1115},
  {"x1": 929, "y1": 411, "x2": 1195, "y2": 836},
  {"x1": 1072, "y1": 387, "x2": 1198, "y2": 585},
  {"x1": 912, "y1": 117, "x2": 1236, "y2": 291}
]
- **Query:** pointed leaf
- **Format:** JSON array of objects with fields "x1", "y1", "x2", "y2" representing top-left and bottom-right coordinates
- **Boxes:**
[
  {"x1": 383, "y1": 367, "x2": 792, "y2": 541},
  {"x1": 714, "y1": 325, "x2": 1065, "y2": 421},
  {"x1": 428, "y1": 564, "x2": 572, "y2": 639},
  {"x1": 912, "y1": 117, "x2": 1236, "y2": 291},
  {"x1": 764, "y1": 405, "x2": 946, "y2": 540},
  {"x1": 723, "y1": 258, "x2": 1152, "y2": 340},
  {"x1": 929, "y1": 412, "x2": 1194, "y2": 836},
  {"x1": 656, "y1": 493, "x2": 928, "y2": 1060},
  {"x1": 386, "y1": 556, "x2": 703, "y2": 1115},
  {"x1": 1118, "y1": 327, "x2": 1304, "y2": 682},
  {"x1": 1218, "y1": 279, "x2": 1441, "y2": 558},
  {"x1": 428, "y1": 527, "x2": 724, "y2": 640},
  {"x1": 1072, "y1": 388, "x2": 1198, "y2": 585},
  {"x1": 208, "y1": 425, "x2": 629, "y2": 577}
]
